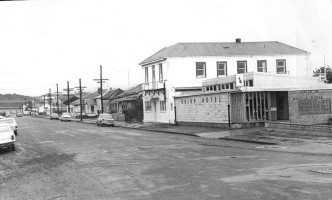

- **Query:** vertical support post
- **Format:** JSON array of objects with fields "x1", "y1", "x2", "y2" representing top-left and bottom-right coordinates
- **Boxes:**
[
  {"x1": 267, "y1": 92, "x2": 271, "y2": 121},
  {"x1": 100, "y1": 65, "x2": 104, "y2": 114},
  {"x1": 174, "y1": 106, "x2": 177, "y2": 125},
  {"x1": 255, "y1": 92, "x2": 259, "y2": 121},
  {"x1": 228, "y1": 92, "x2": 231, "y2": 128}
]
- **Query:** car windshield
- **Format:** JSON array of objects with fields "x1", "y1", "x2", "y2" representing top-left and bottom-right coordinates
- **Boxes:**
[
  {"x1": 0, "y1": 126, "x2": 10, "y2": 133},
  {"x1": 0, "y1": 119, "x2": 14, "y2": 124},
  {"x1": 101, "y1": 114, "x2": 113, "y2": 119}
]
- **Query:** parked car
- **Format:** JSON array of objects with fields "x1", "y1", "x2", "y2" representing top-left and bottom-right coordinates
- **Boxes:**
[
  {"x1": 23, "y1": 111, "x2": 30, "y2": 116},
  {"x1": 97, "y1": 114, "x2": 115, "y2": 127},
  {"x1": 0, "y1": 124, "x2": 16, "y2": 151},
  {"x1": 50, "y1": 113, "x2": 60, "y2": 120},
  {"x1": 0, "y1": 116, "x2": 4, "y2": 119},
  {"x1": 0, "y1": 118, "x2": 18, "y2": 136},
  {"x1": 16, "y1": 113, "x2": 23, "y2": 117},
  {"x1": 60, "y1": 113, "x2": 72, "y2": 122}
]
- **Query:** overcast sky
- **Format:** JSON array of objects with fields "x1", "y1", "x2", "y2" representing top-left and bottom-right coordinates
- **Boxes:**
[{"x1": 0, "y1": 0, "x2": 331, "y2": 96}]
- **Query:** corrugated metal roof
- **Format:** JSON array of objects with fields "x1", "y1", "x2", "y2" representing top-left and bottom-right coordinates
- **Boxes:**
[{"x1": 139, "y1": 41, "x2": 308, "y2": 65}]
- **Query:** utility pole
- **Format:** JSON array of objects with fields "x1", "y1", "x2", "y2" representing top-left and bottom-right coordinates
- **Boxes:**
[
  {"x1": 63, "y1": 81, "x2": 74, "y2": 113},
  {"x1": 55, "y1": 84, "x2": 62, "y2": 115},
  {"x1": 49, "y1": 88, "x2": 52, "y2": 115},
  {"x1": 93, "y1": 65, "x2": 109, "y2": 114},
  {"x1": 75, "y1": 78, "x2": 86, "y2": 122}
]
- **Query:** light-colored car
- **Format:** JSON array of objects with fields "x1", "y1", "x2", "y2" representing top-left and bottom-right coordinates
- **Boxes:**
[
  {"x1": 60, "y1": 113, "x2": 72, "y2": 122},
  {"x1": 50, "y1": 113, "x2": 60, "y2": 120},
  {"x1": 97, "y1": 114, "x2": 115, "y2": 127},
  {"x1": 0, "y1": 118, "x2": 18, "y2": 136},
  {"x1": 0, "y1": 124, "x2": 16, "y2": 151},
  {"x1": 16, "y1": 113, "x2": 23, "y2": 117}
]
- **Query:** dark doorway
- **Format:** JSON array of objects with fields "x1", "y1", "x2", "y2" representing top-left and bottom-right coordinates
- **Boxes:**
[{"x1": 276, "y1": 92, "x2": 289, "y2": 120}]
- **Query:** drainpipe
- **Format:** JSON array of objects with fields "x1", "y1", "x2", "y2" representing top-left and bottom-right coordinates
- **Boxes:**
[{"x1": 174, "y1": 106, "x2": 177, "y2": 125}]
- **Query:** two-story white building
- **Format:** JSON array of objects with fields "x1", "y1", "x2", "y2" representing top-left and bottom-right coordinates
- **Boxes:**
[{"x1": 140, "y1": 39, "x2": 320, "y2": 125}]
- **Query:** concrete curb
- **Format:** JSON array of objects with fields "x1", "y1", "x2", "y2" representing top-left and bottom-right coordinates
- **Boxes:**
[{"x1": 219, "y1": 137, "x2": 278, "y2": 145}]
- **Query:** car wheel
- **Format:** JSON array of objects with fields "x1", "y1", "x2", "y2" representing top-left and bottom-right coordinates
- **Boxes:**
[
  {"x1": 14, "y1": 131, "x2": 17, "y2": 136},
  {"x1": 12, "y1": 144, "x2": 15, "y2": 151},
  {"x1": 112, "y1": 124, "x2": 115, "y2": 127}
]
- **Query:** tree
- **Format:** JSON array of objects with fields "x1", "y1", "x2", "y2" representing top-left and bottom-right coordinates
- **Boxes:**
[{"x1": 313, "y1": 65, "x2": 332, "y2": 83}]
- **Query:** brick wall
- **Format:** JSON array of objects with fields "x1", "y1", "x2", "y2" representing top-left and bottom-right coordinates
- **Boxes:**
[
  {"x1": 289, "y1": 90, "x2": 332, "y2": 124},
  {"x1": 175, "y1": 93, "x2": 229, "y2": 123}
]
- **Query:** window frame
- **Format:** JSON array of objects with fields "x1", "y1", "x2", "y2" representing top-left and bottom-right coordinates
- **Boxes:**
[
  {"x1": 145, "y1": 67, "x2": 149, "y2": 83},
  {"x1": 159, "y1": 63, "x2": 163, "y2": 82},
  {"x1": 237, "y1": 61, "x2": 247, "y2": 74},
  {"x1": 145, "y1": 101, "x2": 152, "y2": 112},
  {"x1": 160, "y1": 101, "x2": 166, "y2": 112},
  {"x1": 276, "y1": 59, "x2": 286, "y2": 74},
  {"x1": 217, "y1": 61, "x2": 227, "y2": 77},
  {"x1": 257, "y1": 60, "x2": 267, "y2": 72},
  {"x1": 196, "y1": 62, "x2": 206, "y2": 78}
]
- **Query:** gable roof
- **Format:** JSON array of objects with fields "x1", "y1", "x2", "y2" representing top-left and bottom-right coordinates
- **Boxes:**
[
  {"x1": 139, "y1": 41, "x2": 308, "y2": 66},
  {"x1": 110, "y1": 84, "x2": 142, "y2": 102},
  {"x1": 118, "y1": 84, "x2": 142, "y2": 97},
  {"x1": 94, "y1": 88, "x2": 124, "y2": 100}
]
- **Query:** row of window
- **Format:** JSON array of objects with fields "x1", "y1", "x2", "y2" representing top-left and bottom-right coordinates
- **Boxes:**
[
  {"x1": 145, "y1": 101, "x2": 166, "y2": 112},
  {"x1": 196, "y1": 59, "x2": 287, "y2": 77},
  {"x1": 145, "y1": 63, "x2": 163, "y2": 83},
  {"x1": 203, "y1": 80, "x2": 254, "y2": 92}
]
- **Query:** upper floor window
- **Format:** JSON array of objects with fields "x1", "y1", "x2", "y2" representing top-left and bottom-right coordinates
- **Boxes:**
[
  {"x1": 196, "y1": 62, "x2": 206, "y2": 77},
  {"x1": 276, "y1": 59, "x2": 286, "y2": 74},
  {"x1": 159, "y1": 64, "x2": 163, "y2": 82},
  {"x1": 145, "y1": 67, "x2": 149, "y2": 83},
  {"x1": 217, "y1": 62, "x2": 227, "y2": 77},
  {"x1": 152, "y1": 65, "x2": 156, "y2": 82},
  {"x1": 237, "y1": 61, "x2": 247, "y2": 74},
  {"x1": 257, "y1": 60, "x2": 267, "y2": 72}
]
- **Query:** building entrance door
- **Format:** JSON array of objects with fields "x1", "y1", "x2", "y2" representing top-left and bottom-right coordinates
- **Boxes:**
[{"x1": 276, "y1": 92, "x2": 289, "y2": 120}]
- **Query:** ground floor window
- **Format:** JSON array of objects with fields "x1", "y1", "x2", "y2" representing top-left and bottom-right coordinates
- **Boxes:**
[
  {"x1": 145, "y1": 101, "x2": 151, "y2": 111},
  {"x1": 121, "y1": 102, "x2": 128, "y2": 111},
  {"x1": 160, "y1": 101, "x2": 166, "y2": 111},
  {"x1": 91, "y1": 106, "x2": 94, "y2": 113}
]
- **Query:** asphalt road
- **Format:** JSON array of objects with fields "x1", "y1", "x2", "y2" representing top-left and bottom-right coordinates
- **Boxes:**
[{"x1": 1, "y1": 116, "x2": 332, "y2": 200}]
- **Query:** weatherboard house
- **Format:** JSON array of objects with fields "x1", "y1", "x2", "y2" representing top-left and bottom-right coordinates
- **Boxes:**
[{"x1": 140, "y1": 39, "x2": 332, "y2": 126}]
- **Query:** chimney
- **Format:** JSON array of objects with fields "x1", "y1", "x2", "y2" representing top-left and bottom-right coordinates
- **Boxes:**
[{"x1": 235, "y1": 38, "x2": 241, "y2": 43}]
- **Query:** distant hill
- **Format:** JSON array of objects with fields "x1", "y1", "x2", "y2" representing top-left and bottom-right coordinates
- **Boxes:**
[{"x1": 0, "y1": 94, "x2": 36, "y2": 102}]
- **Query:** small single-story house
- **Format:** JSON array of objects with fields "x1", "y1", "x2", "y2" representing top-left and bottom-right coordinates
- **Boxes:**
[{"x1": 110, "y1": 84, "x2": 142, "y2": 114}]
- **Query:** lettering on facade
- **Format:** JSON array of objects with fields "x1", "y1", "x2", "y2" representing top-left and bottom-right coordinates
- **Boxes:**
[{"x1": 298, "y1": 97, "x2": 331, "y2": 115}]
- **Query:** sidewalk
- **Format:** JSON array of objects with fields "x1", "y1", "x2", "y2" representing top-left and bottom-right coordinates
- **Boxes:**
[{"x1": 37, "y1": 115, "x2": 332, "y2": 156}]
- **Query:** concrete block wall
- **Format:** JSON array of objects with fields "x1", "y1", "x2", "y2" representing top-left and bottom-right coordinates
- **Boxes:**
[
  {"x1": 289, "y1": 90, "x2": 332, "y2": 124},
  {"x1": 175, "y1": 93, "x2": 229, "y2": 123}
]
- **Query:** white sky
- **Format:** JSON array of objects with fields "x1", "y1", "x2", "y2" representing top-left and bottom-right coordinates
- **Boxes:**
[{"x1": 0, "y1": 0, "x2": 331, "y2": 96}]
